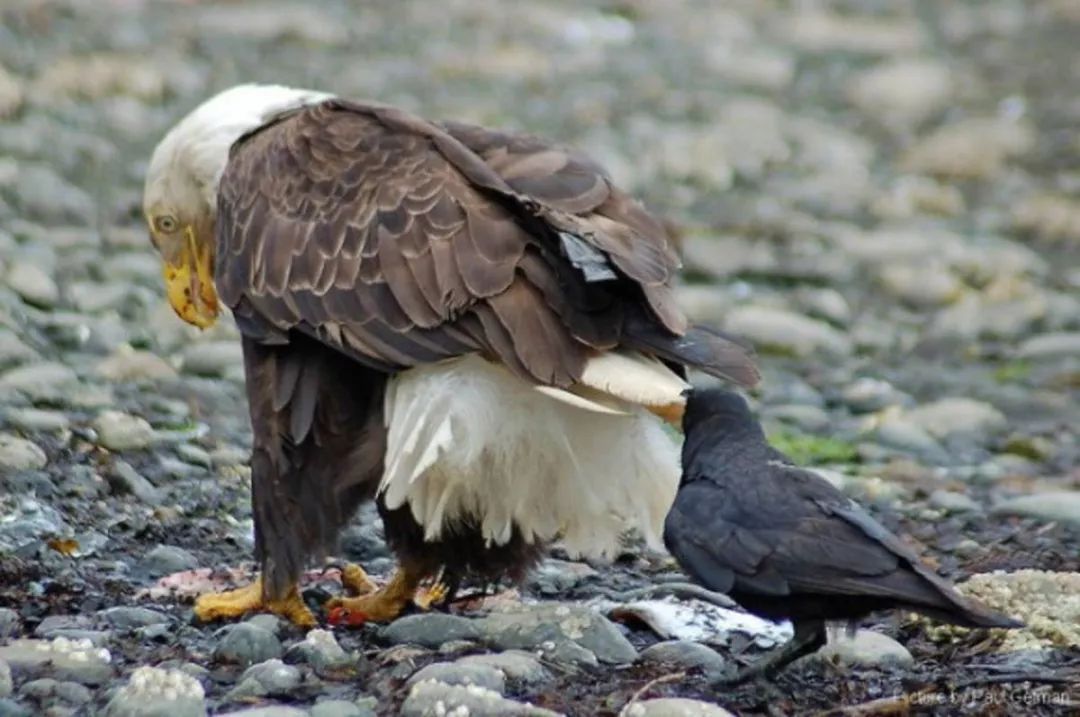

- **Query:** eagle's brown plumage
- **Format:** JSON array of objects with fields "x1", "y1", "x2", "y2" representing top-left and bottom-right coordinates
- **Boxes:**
[{"x1": 209, "y1": 98, "x2": 758, "y2": 601}]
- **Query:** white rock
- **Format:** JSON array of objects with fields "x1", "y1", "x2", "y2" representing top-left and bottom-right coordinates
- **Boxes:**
[
  {"x1": 724, "y1": 306, "x2": 853, "y2": 357},
  {"x1": 0, "y1": 432, "x2": 47, "y2": 470},
  {"x1": 818, "y1": 628, "x2": 913, "y2": 668},
  {"x1": 93, "y1": 411, "x2": 156, "y2": 451},
  {"x1": 847, "y1": 58, "x2": 953, "y2": 127},
  {"x1": 904, "y1": 398, "x2": 1007, "y2": 440},
  {"x1": 34, "y1": 53, "x2": 167, "y2": 102},
  {"x1": 0, "y1": 362, "x2": 79, "y2": 401}
]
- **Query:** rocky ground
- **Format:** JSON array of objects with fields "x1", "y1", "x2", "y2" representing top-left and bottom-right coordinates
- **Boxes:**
[{"x1": 1, "y1": 0, "x2": 1079, "y2": 715}]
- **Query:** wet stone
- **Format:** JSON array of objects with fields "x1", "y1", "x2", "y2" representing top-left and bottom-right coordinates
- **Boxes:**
[
  {"x1": 310, "y1": 700, "x2": 374, "y2": 717},
  {"x1": 107, "y1": 461, "x2": 162, "y2": 504},
  {"x1": 0, "y1": 638, "x2": 113, "y2": 686},
  {"x1": 0, "y1": 609, "x2": 20, "y2": 640},
  {"x1": 381, "y1": 613, "x2": 482, "y2": 648},
  {"x1": 214, "y1": 623, "x2": 283, "y2": 666},
  {"x1": 455, "y1": 650, "x2": 551, "y2": 686},
  {"x1": 477, "y1": 602, "x2": 638, "y2": 666},
  {"x1": 97, "y1": 607, "x2": 170, "y2": 630},
  {"x1": 817, "y1": 629, "x2": 914, "y2": 668},
  {"x1": 406, "y1": 660, "x2": 505, "y2": 694},
  {"x1": 227, "y1": 659, "x2": 301, "y2": 700},
  {"x1": 94, "y1": 412, "x2": 156, "y2": 451},
  {"x1": 3, "y1": 408, "x2": 70, "y2": 433},
  {"x1": 138, "y1": 544, "x2": 199, "y2": 576},
  {"x1": 0, "y1": 433, "x2": 47, "y2": 471},
  {"x1": 0, "y1": 660, "x2": 9, "y2": 699},
  {"x1": 400, "y1": 680, "x2": 559, "y2": 717},
  {"x1": 284, "y1": 629, "x2": 352, "y2": 672},
  {"x1": 639, "y1": 640, "x2": 734, "y2": 681},
  {"x1": 0, "y1": 699, "x2": 31, "y2": 717},
  {"x1": 992, "y1": 491, "x2": 1080, "y2": 526}
]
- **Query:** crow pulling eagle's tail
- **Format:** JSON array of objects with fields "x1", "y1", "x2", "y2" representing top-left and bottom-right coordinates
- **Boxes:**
[{"x1": 664, "y1": 388, "x2": 1022, "y2": 681}]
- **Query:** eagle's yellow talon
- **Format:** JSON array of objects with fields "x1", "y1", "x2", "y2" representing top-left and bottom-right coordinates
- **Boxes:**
[
  {"x1": 193, "y1": 578, "x2": 316, "y2": 628},
  {"x1": 340, "y1": 563, "x2": 378, "y2": 596},
  {"x1": 415, "y1": 581, "x2": 449, "y2": 611}
]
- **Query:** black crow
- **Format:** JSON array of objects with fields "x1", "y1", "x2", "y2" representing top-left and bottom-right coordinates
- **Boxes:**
[{"x1": 664, "y1": 388, "x2": 1022, "y2": 680}]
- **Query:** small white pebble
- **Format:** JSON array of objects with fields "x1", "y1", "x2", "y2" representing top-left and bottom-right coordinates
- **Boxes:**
[{"x1": 162, "y1": 687, "x2": 178, "y2": 701}]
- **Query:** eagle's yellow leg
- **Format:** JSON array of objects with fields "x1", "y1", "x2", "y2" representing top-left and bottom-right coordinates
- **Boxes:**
[
  {"x1": 193, "y1": 578, "x2": 316, "y2": 628},
  {"x1": 327, "y1": 564, "x2": 448, "y2": 624}
]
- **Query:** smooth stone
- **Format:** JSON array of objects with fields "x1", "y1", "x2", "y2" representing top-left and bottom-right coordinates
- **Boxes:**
[
  {"x1": 477, "y1": 603, "x2": 637, "y2": 666},
  {"x1": 873, "y1": 417, "x2": 946, "y2": 460},
  {"x1": 381, "y1": 614, "x2": 482, "y2": 648},
  {"x1": 67, "y1": 282, "x2": 130, "y2": 314},
  {"x1": 0, "y1": 609, "x2": 20, "y2": 639},
  {"x1": 992, "y1": 492, "x2": 1080, "y2": 526},
  {"x1": 929, "y1": 490, "x2": 981, "y2": 514},
  {"x1": 5, "y1": 261, "x2": 59, "y2": 308},
  {"x1": 763, "y1": 404, "x2": 830, "y2": 432},
  {"x1": 0, "y1": 330, "x2": 38, "y2": 369},
  {"x1": 400, "y1": 680, "x2": 558, "y2": 717},
  {"x1": 624, "y1": 698, "x2": 735, "y2": 717},
  {"x1": 213, "y1": 623, "x2": 283, "y2": 666},
  {"x1": 175, "y1": 444, "x2": 212, "y2": 469},
  {"x1": 93, "y1": 412, "x2": 156, "y2": 451},
  {"x1": 310, "y1": 700, "x2": 373, "y2": 717},
  {"x1": 107, "y1": 461, "x2": 162, "y2": 504},
  {"x1": 138, "y1": 545, "x2": 199, "y2": 577},
  {"x1": 455, "y1": 650, "x2": 550, "y2": 686},
  {"x1": 0, "y1": 363, "x2": 78, "y2": 403},
  {"x1": 724, "y1": 306, "x2": 853, "y2": 357},
  {"x1": 0, "y1": 433, "x2": 46, "y2": 470},
  {"x1": 842, "y1": 378, "x2": 906, "y2": 413},
  {"x1": 245, "y1": 614, "x2": 284, "y2": 636},
  {"x1": 96, "y1": 349, "x2": 177, "y2": 382},
  {"x1": 284, "y1": 629, "x2": 351, "y2": 671},
  {"x1": 103, "y1": 666, "x2": 205, "y2": 717},
  {"x1": 878, "y1": 262, "x2": 962, "y2": 308},
  {"x1": 406, "y1": 661, "x2": 505, "y2": 694},
  {"x1": 3, "y1": 408, "x2": 70, "y2": 433},
  {"x1": 217, "y1": 709, "x2": 307, "y2": 717},
  {"x1": 180, "y1": 342, "x2": 243, "y2": 377},
  {"x1": 227, "y1": 659, "x2": 301, "y2": 699},
  {"x1": 817, "y1": 629, "x2": 913, "y2": 668},
  {"x1": 847, "y1": 58, "x2": 952, "y2": 128},
  {"x1": 904, "y1": 398, "x2": 1007, "y2": 440},
  {"x1": 0, "y1": 660, "x2": 9, "y2": 699},
  {"x1": 97, "y1": 607, "x2": 170, "y2": 630},
  {"x1": 1018, "y1": 332, "x2": 1080, "y2": 360},
  {"x1": 0, "y1": 638, "x2": 112, "y2": 685},
  {"x1": 0, "y1": 699, "x2": 31, "y2": 717},
  {"x1": 901, "y1": 117, "x2": 1034, "y2": 180},
  {"x1": 639, "y1": 640, "x2": 733, "y2": 681}
]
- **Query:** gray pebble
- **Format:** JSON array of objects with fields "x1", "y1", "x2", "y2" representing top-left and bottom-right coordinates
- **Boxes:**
[
  {"x1": 724, "y1": 305, "x2": 853, "y2": 357},
  {"x1": 639, "y1": 640, "x2": 734, "y2": 681},
  {"x1": 17, "y1": 678, "x2": 56, "y2": 700},
  {"x1": 139, "y1": 545, "x2": 199, "y2": 577},
  {"x1": 217, "y1": 708, "x2": 308, "y2": 717},
  {"x1": 0, "y1": 363, "x2": 78, "y2": 403},
  {"x1": 214, "y1": 623, "x2": 283, "y2": 666},
  {"x1": 0, "y1": 660, "x2": 10, "y2": 699},
  {"x1": 94, "y1": 412, "x2": 156, "y2": 452},
  {"x1": 929, "y1": 490, "x2": 981, "y2": 514},
  {"x1": 97, "y1": 607, "x2": 170, "y2": 630},
  {"x1": 904, "y1": 398, "x2": 1007, "y2": 441},
  {"x1": 381, "y1": 614, "x2": 481, "y2": 648},
  {"x1": 107, "y1": 461, "x2": 162, "y2": 504},
  {"x1": 3, "y1": 408, "x2": 69, "y2": 433},
  {"x1": 0, "y1": 610, "x2": 19, "y2": 639},
  {"x1": 406, "y1": 661, "x2": 505, "y2": 694},
  {"x1": 244, "y1": 614, "x2": 283, "y2": 636},
  {"x1": 52, "y1": 682, "x2": 92, "y2": 705},
  {"x1": 0, "y1": 699, "x2": 32, "y2": 717},
  {"x1": 1018, "y1": 332, "x2": 1080, "y2": 360},
  {"x1": 180, "y1": 341, "x2": 243, "y2": 377},
  {"x1": 5, "y1": 261, "x2": 59, "y2": 308},
  {"x1": 0, "y1": 433, "x2": 46, "y2": 471},
  {"x1": 0, "y1": 638, "x2": 113, "y2": 685}
]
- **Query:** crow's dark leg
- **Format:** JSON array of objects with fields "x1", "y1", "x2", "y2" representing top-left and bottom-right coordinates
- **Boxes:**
[{"x1": 720, "y1": 619, "x2": 828, "y2": 685}]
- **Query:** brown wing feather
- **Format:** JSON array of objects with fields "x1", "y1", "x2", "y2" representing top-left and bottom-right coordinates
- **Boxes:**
[{"x1": 217, "y1": 99, "x2": 756, "y2": 388}]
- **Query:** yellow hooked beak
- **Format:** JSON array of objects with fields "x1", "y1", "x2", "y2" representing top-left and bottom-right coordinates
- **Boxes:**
[{"x1": 162, "y1": 226, "x2": 219, "y2": 329}]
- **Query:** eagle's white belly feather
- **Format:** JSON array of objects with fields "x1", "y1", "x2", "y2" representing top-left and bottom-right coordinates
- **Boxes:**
[{"x1": 379, "y1": 353, "x2": 682, "y2": 559}]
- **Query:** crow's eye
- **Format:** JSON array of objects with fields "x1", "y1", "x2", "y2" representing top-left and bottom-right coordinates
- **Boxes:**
[{"x1": 155, "y1": 215, "x2": 179, "y2": 233}]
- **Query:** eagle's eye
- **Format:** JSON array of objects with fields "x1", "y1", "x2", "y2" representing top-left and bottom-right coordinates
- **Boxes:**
[{"x1": 155, "y1": 215, "x2": 179, "y2": 234}]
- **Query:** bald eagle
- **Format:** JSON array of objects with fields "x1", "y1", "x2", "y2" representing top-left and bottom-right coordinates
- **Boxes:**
[{"x1": 143, "y1": 84, "x2": 758, "y2": 626}]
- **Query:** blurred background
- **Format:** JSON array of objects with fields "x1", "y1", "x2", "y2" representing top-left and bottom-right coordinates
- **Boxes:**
[{"x1": 0, "y1": 0, "x2": 1078, "y2": 713}]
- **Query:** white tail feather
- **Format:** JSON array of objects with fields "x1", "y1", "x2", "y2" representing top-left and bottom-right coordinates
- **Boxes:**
[{"x1": 379, "y1": 354, "x2": 680, "y2": 558}]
